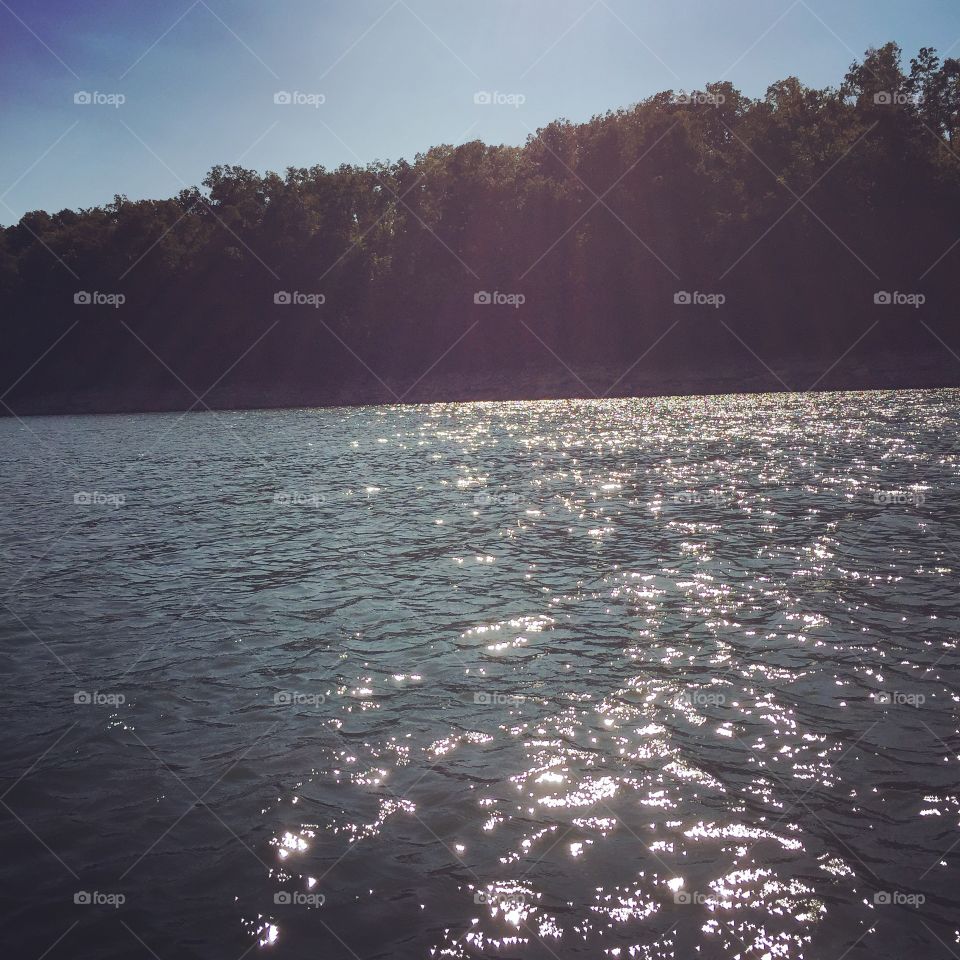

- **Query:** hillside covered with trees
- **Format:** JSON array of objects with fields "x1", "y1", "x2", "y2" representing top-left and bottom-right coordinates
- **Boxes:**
[{"x1": 2, "y1": 42, "x2": 959, "y2": 413}]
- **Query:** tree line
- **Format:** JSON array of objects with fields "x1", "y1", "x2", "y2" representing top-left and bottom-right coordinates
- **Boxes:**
[{"x1": 2, "y1": 42, "x2": 959, "y2": 412}]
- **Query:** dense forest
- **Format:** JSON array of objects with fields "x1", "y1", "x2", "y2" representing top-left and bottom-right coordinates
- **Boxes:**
[{"x1": 2, "y1": 42, "x2": 960, "y2": 413}]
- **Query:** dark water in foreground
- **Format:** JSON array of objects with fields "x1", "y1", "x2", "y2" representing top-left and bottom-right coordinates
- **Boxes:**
[{"x1": 1, "y1": 390, "x2": 958, "y2": 959}]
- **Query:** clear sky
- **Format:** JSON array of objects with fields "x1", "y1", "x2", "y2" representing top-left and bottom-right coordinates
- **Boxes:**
[{"x1": 1, "y1": 0, "x2": 958, "y2": 224}]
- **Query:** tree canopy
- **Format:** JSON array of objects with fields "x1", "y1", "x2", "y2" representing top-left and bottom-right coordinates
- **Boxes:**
[{"x1": 2, "y1": 42, "x2": 959, "y2": 412}]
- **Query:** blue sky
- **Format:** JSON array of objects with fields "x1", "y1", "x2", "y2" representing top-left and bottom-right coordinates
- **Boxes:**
[{"x1": 1, "y1": 0, "x2": 958, "y2": 224}]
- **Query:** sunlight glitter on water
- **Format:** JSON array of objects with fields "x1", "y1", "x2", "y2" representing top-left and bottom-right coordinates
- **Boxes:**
[{"x1": 1, "y1": 391, "x2": 958, "y2": 958}]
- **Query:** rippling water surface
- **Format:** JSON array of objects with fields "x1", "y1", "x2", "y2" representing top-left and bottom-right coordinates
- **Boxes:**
[{"x1": 1, "y1": 390, "x2": 959, "y2": 959}]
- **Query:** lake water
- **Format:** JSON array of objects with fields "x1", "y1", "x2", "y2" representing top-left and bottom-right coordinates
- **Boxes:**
[{"x1": 1, "y1": 390, "x2": 958, "y2": 959}]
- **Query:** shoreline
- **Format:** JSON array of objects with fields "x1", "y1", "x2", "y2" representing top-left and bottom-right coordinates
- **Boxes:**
[{"x1": 3, "y1": 354, "x2": 958, "y2": 418}]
